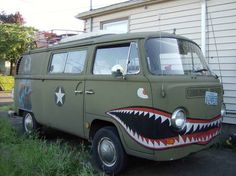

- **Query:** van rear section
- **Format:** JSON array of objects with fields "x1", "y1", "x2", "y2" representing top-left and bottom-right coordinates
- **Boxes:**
[{"x1": 14, "y1": 51, "x2": 48, "y2": 118}]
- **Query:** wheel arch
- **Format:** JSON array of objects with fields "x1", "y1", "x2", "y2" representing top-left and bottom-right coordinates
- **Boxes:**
[
  {"x1": 89, "y1": 119, "x2": 116, "y2": 140},
  {"x1": 89, "y1": 119, "x2": 126, "y2": 146},
  {"x1": 18, "y1": 108, "x2": 27, "y2": 117},
  {"x1": 18, "y1": 109, "x2": 41, "y2": 124}
]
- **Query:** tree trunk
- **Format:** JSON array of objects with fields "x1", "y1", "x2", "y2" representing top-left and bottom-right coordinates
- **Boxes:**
[{"x1": 10, "y1": 60, "x2": 13, "y2": 76}]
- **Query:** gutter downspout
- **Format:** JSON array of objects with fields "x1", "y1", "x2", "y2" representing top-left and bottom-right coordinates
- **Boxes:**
[
  {"x1": 90, "y1": 0, "x2": 93, "y2": 32},
  {"x1": 90, "y1": 17, "x2": 93, "y2": 32},
  {"x1": 201, "y1": 0, "x2": 206, "y2": 57}
]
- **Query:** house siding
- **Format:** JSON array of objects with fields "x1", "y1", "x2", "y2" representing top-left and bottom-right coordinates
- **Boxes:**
[
  {"x1": 206, "y1": 0, "x2": 236, "y2": 123},
  {"x1": 82, "y1": 0, "x2": 236, "y2": 123},
  {"x1": 129, "y1": 0, "x2": 201, "y2": 44}
]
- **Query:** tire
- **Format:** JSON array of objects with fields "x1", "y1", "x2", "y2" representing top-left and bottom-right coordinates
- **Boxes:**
[
  {"x1": 92, "y1": 126, "x2": 127, "y2": 175},
  {"x1": 22, "y1": 112, "x2": 40, "y2": 134}
]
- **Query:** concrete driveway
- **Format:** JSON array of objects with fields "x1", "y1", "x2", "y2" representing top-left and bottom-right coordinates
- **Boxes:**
[
  {"x1": 122, "y1": 148, "x2": 236, "y2": 176},
  {"x1": 0, "y1": 91, "x2": 13, "y2": 106},
  {"x1": 1, "y1": 91, "x2": 236, "y2": 176}
]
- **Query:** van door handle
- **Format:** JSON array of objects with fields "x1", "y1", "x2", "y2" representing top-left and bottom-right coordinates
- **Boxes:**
[
  {"x1": 74, "y1": 90, "x2": 83, "y2": 94},
  {"x1": 75, "y1": 82, "x2": 83, "y2": 95},
  {"x1": 85, "y1": 90, "x2": 94, "y2": 94}
]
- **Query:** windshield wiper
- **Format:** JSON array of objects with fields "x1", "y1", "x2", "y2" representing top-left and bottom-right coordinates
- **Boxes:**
[{"x1": 193, "y1": 68, "x2": 208, "y2": 73}]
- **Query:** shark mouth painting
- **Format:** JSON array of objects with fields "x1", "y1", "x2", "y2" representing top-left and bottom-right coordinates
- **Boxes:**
[{"x1": 106, "y1": 107, "x2": 222, "y2": 150}]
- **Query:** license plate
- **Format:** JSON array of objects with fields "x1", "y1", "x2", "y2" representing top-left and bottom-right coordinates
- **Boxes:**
[{"x1": 205, "y1": 91, "x2": 218, "y2": 105}]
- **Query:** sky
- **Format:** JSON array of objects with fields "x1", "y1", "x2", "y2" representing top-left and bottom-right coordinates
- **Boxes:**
[{"x1": 0, "y1": 0, "x2": 128, "y2": 32}]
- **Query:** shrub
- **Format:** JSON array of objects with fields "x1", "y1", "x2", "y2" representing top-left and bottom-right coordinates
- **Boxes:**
[{"x1": 0, "y1": 76, "x2": 14, "y2": 91}]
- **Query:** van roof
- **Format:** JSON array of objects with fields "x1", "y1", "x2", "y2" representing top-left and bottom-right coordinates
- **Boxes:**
[{"x1": 27, "y1": 31, "x2": 191, "y2": 54}]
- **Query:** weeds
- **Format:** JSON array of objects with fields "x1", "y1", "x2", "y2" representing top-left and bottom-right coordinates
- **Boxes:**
[
  {"x1": 0, "y1": 118, "x2": 98, "y2": 176},
  {"x1": 210, "y1": 139, "x2": 236, "y2": 152}
]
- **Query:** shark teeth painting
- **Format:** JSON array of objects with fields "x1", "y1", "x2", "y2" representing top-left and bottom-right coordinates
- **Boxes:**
[{"x1": 106, "y1": 107, "x2": 222, "y2": 150}]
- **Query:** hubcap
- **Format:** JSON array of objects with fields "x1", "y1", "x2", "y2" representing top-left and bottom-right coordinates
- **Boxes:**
[
  {"x1": 98, "y1": 137, "x2": 117, "y2": 167},
  {"x1": 24, "y1": 113, "x2": 34, "y2": 133}
]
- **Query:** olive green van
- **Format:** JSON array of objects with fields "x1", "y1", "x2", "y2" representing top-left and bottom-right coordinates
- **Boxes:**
[{"x1": 13, "y1": 32, "x2": 226, "y2": 174}]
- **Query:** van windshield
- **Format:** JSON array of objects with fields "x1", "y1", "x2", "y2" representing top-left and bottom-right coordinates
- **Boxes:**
[{"x1": 145, "y1": 38, "x2": 212, "y2": 76}]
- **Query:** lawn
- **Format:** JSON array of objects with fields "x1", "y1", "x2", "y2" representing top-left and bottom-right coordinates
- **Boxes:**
[
  {"x1": 0, "y1": 105, "x2": 13, "y2": 112},
  {"x1": 0, "y1": 118, "x2": 99, "y2": 176}
]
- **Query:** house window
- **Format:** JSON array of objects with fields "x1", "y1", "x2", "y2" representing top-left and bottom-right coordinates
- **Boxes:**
[{"x1": 101, "y1": 18, "x2": 128, "y2": 33}]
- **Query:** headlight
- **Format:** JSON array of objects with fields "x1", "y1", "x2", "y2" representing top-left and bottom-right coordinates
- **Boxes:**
[
  {"x1": 221, "y1": 103, "x2": 226, "y2": 117},
  {"x1": 171, "y1": 109, "x2": 186, "y2": 131}
]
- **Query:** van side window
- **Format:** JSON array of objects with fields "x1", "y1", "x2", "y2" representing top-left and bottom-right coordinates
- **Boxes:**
[
  {"x1": 64, "y1": 51, "x2": 87, "y2": 74},
  {"x1": 49, "y1": 50, "x2": 87, "y2": 74},
  {"x1": 50, "y1": 53, "x2": 67, "y2": 73},
  {"x1": 127, "y1": 42, "x2": 140, "y2": 74},
  {"x1": 18, "y1": 55, "x2": 32, "y2": 75},
  {"x1": 93, "y1": 43, "x2": 140, "y2": 75}
]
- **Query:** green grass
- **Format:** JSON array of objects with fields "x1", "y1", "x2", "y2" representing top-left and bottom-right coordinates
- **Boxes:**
[
  {"x1": 0, "y1": 118, "x2": 99, "y2": 176},
  {"x1": 0, "y1": 105, "x2": 13, "y2": 112}
]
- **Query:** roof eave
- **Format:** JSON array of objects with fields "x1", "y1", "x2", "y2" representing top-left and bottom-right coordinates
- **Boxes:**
[{"x1": 76, "y1": 0, "x2": 164, "y2": 20}]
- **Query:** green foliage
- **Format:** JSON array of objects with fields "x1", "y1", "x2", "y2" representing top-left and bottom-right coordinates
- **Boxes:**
[
  {"x1": 0, "y1": 23, "x2": 36, "y2": 64},
  {"x1": 0, "y1": 119, "x2": 98, "y2": 176},
  {"x1": 0, "y1": 76, "x2": 14, "y2": 91},
  {"x1": 0, "y1": 11, "x2": 24, "y2": 25}
]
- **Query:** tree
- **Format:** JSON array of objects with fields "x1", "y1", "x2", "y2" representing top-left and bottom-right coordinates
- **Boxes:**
[
  {"x1": 0, "y1": 11, "x2": 24, "y2": 25},
  {"x1": 0, "y1": 23, "x2": 36, "y2": 75}
]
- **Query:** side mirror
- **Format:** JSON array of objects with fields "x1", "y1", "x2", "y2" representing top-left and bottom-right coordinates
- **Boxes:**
[{"x1": 111, "y1": 64, "x2": 124, "y2": 78}]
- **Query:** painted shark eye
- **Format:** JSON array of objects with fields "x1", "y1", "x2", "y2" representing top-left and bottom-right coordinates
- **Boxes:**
[{"x1": 171, "y1": 109, "x2": 186, "y2": 131}]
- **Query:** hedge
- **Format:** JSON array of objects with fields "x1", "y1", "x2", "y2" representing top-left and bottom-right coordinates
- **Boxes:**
[{"x1": 0, "y1": 76, "x2": 14, "y2": 91}]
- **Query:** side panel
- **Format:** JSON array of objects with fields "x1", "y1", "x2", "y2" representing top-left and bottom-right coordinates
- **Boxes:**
[
  {"x1": 41, "y1": 47, "x2": 88, "y2": 137},
  {"x1": 84, "y1": 42, "x2": 154, "y2": 154},
  {"x1": 42, "y1": 76, "x2": 85, "y2": 137}
]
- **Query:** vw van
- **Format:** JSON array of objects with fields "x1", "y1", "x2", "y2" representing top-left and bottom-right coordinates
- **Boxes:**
[{"x1": 13, "y1": 32, "x2": 226, "y2": 174}]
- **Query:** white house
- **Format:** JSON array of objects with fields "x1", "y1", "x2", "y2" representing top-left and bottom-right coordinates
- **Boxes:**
[{"x1": 76, "y1": 0, "x2": 236, "y2": 124}]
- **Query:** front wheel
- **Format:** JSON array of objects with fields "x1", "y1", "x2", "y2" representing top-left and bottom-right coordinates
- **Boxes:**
[
  {"x1": 22, "y1": 112, "x2": 40, "y2": 134},
  {"x1": 92, "y1": 126, "x2": 127, "y2": 175}
]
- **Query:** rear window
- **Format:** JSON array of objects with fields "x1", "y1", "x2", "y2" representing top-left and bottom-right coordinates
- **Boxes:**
[{"x1": 18, "y1": 55, "x2": 32, "y2": 75}]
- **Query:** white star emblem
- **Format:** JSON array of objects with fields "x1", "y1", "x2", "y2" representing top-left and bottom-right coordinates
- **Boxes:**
[{"x1": 55, "y1": 88, "x2": 65, "y2": 105}]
